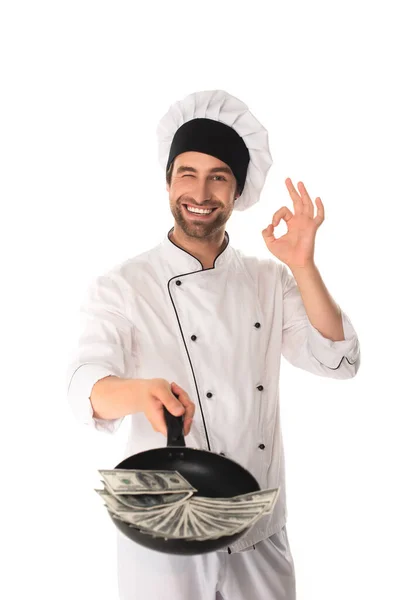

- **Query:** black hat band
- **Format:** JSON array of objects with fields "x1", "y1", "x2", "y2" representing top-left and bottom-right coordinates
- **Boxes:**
[{"x1": 166, "y1": 118, "x2": 250, "y2": 193}]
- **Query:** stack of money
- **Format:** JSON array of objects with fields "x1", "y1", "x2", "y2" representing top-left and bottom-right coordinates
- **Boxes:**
[{"x1": 96, "y1": 469, "x2": 279, "y2": 541}]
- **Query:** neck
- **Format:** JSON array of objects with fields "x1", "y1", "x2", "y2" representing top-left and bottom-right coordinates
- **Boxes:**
[{"x1": 169, "y1": 226, "x2": 227, "y2": 269}]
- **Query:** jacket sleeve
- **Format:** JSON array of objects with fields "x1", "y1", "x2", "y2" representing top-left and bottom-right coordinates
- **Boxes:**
[
  {"x1": 281, "y1": 264, "x2": 360, "y2": 379},
  {"x1": 66, "y1": 272, "x2": 136, "y2": 433}
]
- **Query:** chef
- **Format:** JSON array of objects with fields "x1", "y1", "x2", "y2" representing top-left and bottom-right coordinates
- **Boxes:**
[{"x1": 66, "y1": 89, "x2": 361, "y2": 600}]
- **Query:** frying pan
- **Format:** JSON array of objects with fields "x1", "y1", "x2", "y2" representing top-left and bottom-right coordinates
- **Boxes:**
[{"x1": 110, "y1": 406, "x2": 260, "y2": 555}]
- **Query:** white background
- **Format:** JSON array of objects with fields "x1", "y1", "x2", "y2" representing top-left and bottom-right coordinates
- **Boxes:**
[{"x1": 1, "y1": 1, "x2": 399, "y2": 599}]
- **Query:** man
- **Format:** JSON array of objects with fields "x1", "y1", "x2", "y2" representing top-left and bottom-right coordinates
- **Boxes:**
[{"x1": 67, "y1": 90, "x2": 360, "y2": 600}]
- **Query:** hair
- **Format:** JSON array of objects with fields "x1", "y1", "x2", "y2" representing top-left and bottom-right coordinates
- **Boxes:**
[
  {"x1": 166, "y1": 160, "x2": 241, "y2": 197},
  {"x1": 166, "y1": 161, "x2": 174, "y2": 186}
]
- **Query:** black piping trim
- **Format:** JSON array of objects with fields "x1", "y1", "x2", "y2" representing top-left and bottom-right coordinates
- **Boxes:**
[
  {"x1": 167, "y1": 279, "x2": 211, "y2": 451},
  {"x1": 166, "y1": 228, "x2": 231, "y2": 452},
  {"x1": 167, "y1": 227, "x2": 230, "y2": 270},
  {"x1": 311, "y1": 352, "x2": 358, "y2": 370}
]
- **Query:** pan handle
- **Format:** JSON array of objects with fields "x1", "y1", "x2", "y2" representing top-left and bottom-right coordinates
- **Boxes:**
[{"x1": 163, "y1": 404, "x2": 186, "y2": 448}]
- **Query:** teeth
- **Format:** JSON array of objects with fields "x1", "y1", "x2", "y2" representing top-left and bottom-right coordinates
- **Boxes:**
[
  {"x1": 187, "y1": 207, "x2": 212, "y2": 214},
  {"x1": 186, "y1": 206, "x2": 213, "y2": 215}
]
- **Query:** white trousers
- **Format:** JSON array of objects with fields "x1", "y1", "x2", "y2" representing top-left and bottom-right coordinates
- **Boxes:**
[{"x1": 117, "y1": 526, "x2": 296, "y2": 600}]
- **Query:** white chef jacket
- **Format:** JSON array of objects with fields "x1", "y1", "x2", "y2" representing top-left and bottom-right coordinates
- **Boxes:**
[{"x1": 66, "y1": 228, "x2": 360, "y2": 552}]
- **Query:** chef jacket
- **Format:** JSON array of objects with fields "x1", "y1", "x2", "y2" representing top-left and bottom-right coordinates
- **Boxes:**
[{"x1": 66, "y1": 228, "x2": 360, "y2": 552}]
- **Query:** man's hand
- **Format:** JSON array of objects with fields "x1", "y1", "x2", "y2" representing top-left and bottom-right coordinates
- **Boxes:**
[
  {"x1": 262, "y1": 178, "x2": 325, "y2": 269},
  {"x1": 137, "y1": 379, "x2": 195, "y2": 437}
]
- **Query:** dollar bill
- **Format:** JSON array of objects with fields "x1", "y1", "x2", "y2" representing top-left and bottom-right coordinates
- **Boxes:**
[
  {"x1": 191, "y1": 488, "x2": 280, "y2": 513},
  {"x1": 96, "y1": 489, "x2": 133, "y2": 515},
  {"x1": 190, "y1": 505, "x2": 264, "y2": 525},
  {"x1": 97, "y1": 488, "x2": 193, "y2": 511},
  {"x1": 96, "y1": 489, "x2": 191, "y2": 536},
  {"x1": 136, "y1": 499, "x2": 254, "y2": 540},
  {"x1": 107, "y1": 496, "x2": 267, "y2": 541},
  {"x1": 188, "y1": 506, "x2": 268, "y2": 530},
  {"x1": 187, "y1": 511, "x2": 236, "y2": 538},
  {"x1": 120, "y1": 502, "x2": 186, "y2": 534},
  {"x1": 137, "y1": 503, "x2": 217, "y2": 540},
  {"x1": 188, "y1": 507, "x2": 267, "y2": 540},
  {"x1": 112, "y1": 504, "x2": 176, "y2": 527},
  {"x1": 99, "y1": 469, "x2": 197, "y2": 495},
  {"x1": 141, "y1": 507, "x2": 247, "y2": 541},
  {"x1": 97, "y1": 468, "x2": 280, "y2": 541},
  {"x1": 116, "y1": 500, "x2": 229, "y2": 541}
]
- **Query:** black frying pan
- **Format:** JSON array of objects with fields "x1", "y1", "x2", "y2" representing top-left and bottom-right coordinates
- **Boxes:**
[{"x1": 110, "y1": 406, "x2": 260, "y2": 555}]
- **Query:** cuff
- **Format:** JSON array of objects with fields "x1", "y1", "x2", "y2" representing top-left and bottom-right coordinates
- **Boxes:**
[
  {"x1": 307, "y1": 311, "x2": 360, "y2": 369},
  {"x1": 67, "y1": 364, "x2": 124, "y2": 434}
]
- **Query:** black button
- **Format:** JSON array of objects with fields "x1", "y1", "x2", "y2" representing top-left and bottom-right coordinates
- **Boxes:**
[
  {"x1": 176, "y1": 280, "x2": 182, "y2": 286},
  {"x1": 191, "y1": 335, "x2": 197, "y2": 341},
  {"x1": 258, "y1": 444, "x2": 265, "y2": 450},
  {"x1": 254, "y1": 322, "x2": 261, "y2": 328},
  {"x1": 257, "y1": 385, "x2": 264, "y2": 391},
  {"x1": 206, "y1": 392, "x2": 213, "y2": 398}
]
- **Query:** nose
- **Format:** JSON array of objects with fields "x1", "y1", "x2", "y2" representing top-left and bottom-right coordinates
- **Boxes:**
[{"x1": 191, "y1": 178, "x2": 212, "y2": 204}]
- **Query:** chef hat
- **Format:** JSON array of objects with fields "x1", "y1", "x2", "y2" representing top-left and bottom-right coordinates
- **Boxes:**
[{"x1": 156, "y1": 90, "x2": 273, "y2": 211}]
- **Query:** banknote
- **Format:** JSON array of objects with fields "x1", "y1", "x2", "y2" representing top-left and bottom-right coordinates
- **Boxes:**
[
  {"x1": 130, "y1": 500, "x2": 257, "y2": 540},
  {"x1": 138, "y1": 504, "x2": 216, "y2": 540},
  {"x1": 116, "y1": 500, "x2": 229, "y2": 540},
  {"x1": 189, "y1": 505, "x2": 264, "y2": 525},
  {"x1": 140, "y1": 507, "x2": 248, "y2": 540},
  {"x1": 96, "y1": 489, "x2": 134, "y2": 515},
  {"x1": 97, "y1": 487, "x2": 193, "y2": 511},
  {"x1": 113, "y1": 504, "x2": 177, "y2": 527},
  {"x1": 191, "y1": 503, "x2": 270, "y2": 540},
  {"x1": 102, "y1": 494, "x2": 276, "y2": 540},
  {"x1": 108, "y1": 497, "x2": 267, "y2": 540},
  {"x1": 96, "y1": 468, "x2": 280, "y2": 541},
  {"x1": 99, "y1": 469, "x2": 197, "y2": 495},
  {"x1": 191, "y1": 488, "x2": 280, "y2": 506},
  {"x1": 120, "y1": 502, "x2": 186, "y2": 535},
  {"x1": 191, "y1": 488, "x2": 280, "y2": 512},
  {"x1": 186, "y1": 510, "x2": 237, "y2": 537}
]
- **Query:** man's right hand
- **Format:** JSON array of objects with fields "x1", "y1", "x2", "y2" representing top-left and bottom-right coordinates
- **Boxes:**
[{"x1": 136, "y1": 379, "x2": 195, "y2": 437}]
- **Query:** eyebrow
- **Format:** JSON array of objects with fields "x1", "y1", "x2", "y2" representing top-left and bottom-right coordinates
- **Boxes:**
[{"x1": 176, "y1": 165, "x2": 233, "y2": 175}]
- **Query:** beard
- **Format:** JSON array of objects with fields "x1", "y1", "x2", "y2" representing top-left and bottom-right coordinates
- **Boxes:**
[{"x1": 170, "y1": 196, "x2": 234, "y2": 239}]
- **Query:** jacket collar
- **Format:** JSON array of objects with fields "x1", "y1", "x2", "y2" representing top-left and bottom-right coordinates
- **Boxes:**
[{"x1": 161, "y1": 227, "x2": 233, "y2": 274}]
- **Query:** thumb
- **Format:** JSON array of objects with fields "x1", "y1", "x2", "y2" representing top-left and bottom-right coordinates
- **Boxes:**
[
  {"x1": 162, "y1": 383, "x2": 185, "y2": 417},
  {"x1": 262, "y1": 224, "x2": 275, "y2": 240}
]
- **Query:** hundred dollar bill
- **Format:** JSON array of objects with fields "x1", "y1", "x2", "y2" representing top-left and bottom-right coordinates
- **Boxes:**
[
  {"x1": 118, "y1": 502, "x2": 185, "y2": 532},
  {"x1": 96, "y1": 489, "x2": 134, "y2": 515},
  {"x1": 139, "y1": 503, "x2": 208, "y2": 540},
  {"x1": 111, "y1": 504, "x2": 176, "y2": 527},
  {"x1": 191, "y1": 488, "x2": 280, "y2": 513},
  {"x1": 138, "y1": 503, "x2": 224, "y2": 540},
  {"x1": 99, "y1": 469, "x2": 197, "y2": 495},
  {"x1": 187, "y1": 510, "x2": 237, "y2": 537},
  {"x1": 185, "y1": 507, "x2": 267, "y2": 541},
  {"x1": 189, "y1": 504, "x2": 269, "y2": 524},
  {"x1": 143, "y1": 500, "x2": 245, "y2": 541},
  {"x1": 190, "y1": 505, "x2": 264, "y2": 525},
  {"x1": 124, "y1": 501, "x2": 228, "y2": 541},
  {"x1": 96, "y1": 488, "x2": 193, "y2": 511},
  {"x1": 98, "y1": 471, "x2": 280, "y2": 542},
  {"x1": 119, "y1": 500, "x2": 264, "y2": 542}
]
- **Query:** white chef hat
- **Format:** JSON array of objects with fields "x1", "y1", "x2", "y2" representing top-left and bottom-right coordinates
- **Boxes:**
[{"x1": 156, "y1": 90, "x2": 273, "y2": 211}]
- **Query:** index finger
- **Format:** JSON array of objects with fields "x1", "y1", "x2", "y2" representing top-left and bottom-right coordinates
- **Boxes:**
[
  {"x1": 285, "y1": 178, "x2": 303, "y2": 215},
  {"x1": 171, "y1": 382, "x2": 196, "y2": 435}
]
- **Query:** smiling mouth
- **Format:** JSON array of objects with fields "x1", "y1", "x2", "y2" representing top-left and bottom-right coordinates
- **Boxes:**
[{"x1": 182, "y1": 204, "x2": 219, "y2": 217}]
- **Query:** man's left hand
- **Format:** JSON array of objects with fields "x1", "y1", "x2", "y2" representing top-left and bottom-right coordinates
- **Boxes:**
[{"x1": 262, "y1": 178, "x2": 325, "y2": 269}]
